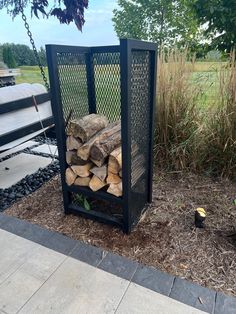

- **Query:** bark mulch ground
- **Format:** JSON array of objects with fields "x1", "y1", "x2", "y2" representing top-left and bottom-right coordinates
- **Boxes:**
[{"x1": 5, "y1": 171, "x2": 236, "y2": 296}]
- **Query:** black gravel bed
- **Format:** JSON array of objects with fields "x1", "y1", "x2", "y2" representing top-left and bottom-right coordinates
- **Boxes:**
[
  {"x1": 0, "y1": 161, "x2": 60, "y2": 212},
  {"x1": 0, "y1": 135, "x2": 59, "y2": 211},
  {"x1": 0, "y1": 138, "x2": 58, "y2": 163},
  {"x1": 34, "y1": 135, "x2": 57, "y2": 146}
]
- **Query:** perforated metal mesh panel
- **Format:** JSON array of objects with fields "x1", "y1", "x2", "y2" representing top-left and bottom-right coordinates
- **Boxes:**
[
  {"x1": 57, "y1": 52, "x2": 89, "y2": 121},
  {"x1": 130, "y1": 50, "x2": 151, "y2": 222},
  {"x1": 93, "y1": 52, "x2": 121, "y2": 122}
]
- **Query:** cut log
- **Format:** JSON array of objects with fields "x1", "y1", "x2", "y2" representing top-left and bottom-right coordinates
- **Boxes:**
[
  {"x1": 108, "y1": 146, "x2": 122, "y2": 174},
  {"x1": 71, "y1": 163, "x2": 93, "y2": 177},
  {"x1": 89, "y1": 175, "x2": 107, "y2": 192},
  {"x1": 68, "y1": 114, "x2": 108, "y2": 142},
  {"x1": 107, "y1": 182, "x2": 122, "y2": 197},
  {"x1": 74, "y1": 176, "x2": 91, "y2": 187},
  {"x1": 106, "y1": 172, "x2": 122, "y2": 184},
  {"x1": 65, "y1": 167, "x2": 77, "y2": 186},
  {"x1": 66, "y1": 151, "x2": 88, "y2": 166},
  {"x1": 90, "y1": 165, "x2": 107, "y2": 181},
  {"x1": 107, "y1": 143, "x2": 139, "y2": 173},
  {"x1": 77, "y1": 121, "x2": 121, "y2": 161},
  {"x1": 66, "y1": 136, "x2": 82, "y2": 151},
  {"x1": 90, "y1": 130, "x2": 121, "y2": 167}
]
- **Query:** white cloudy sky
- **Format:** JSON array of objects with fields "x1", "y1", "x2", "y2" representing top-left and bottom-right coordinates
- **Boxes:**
[{"x1": 0, "y1": 0, "x2": 119, "y2": 48}]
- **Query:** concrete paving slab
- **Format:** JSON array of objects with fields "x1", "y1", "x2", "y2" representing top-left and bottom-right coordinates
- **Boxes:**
[
  {"x1": 70, "y1": 241, "x2": 107, "y2": 267},
  {"x1": 169, "y1": 277, "x2": 216, "y2": 313},
  {"x1": 132, "y1": 264, "x2": 174, "y2": 296},
  {"x1": 98, "y1": 252, "x2": 138, "y2": 281},
  {"x1": 0, "y1": 244, "x2": 65, "y2": 314},
  {"x1": 44, "y1": 232, "x2": 78, "y2": 255},
  {"x1": 116, "y1": 282, "x2": 206, "y2": 314},
  {"x1": 19, "y1": 257, "x2": 129, "y2": 314},
  {"x1": 0, "y1": 214, "x2": 55, "y2": 247},
  {"x1": 0, "y1": 229, "x2": 36, "y2": 285},
  {"x1": 1, "y1": 217, "x2": 235, "y2": 314},
  {"x1": 0, "y1": 140, "x2": 38, "y2": 159},
  {"x1": 0, "y1": 153, "x2": 52, "y2": 189},
  {"x1": 215, "y1": 292, "x2": 236, "y2": 314},
  {"x1": 22, "y1": 224, "x2": 54, "y2": 246},
  {"x1": 31, "y1": 144, "x2": 58, "y2": 156}
]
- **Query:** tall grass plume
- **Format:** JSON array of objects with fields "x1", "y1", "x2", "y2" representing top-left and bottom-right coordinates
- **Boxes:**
[
  {"x1": 155, "y1": 49, "x2": 200, "y2": 170},
  {"x1": 203, "y1": 50, "x2": 236, "y2": 177}
]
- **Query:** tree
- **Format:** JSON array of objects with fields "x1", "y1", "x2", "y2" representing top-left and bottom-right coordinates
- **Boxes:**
[
  {"x1": 193, "y1": 0, "x2": 236, "y2": 52},
  {"x1": 10, "y1": 44, "x2": 36, "y2": 66},
  {"x1": 2, "y1": 46, "x2": 16, "y2": 68},
  {"x1": 113, "y1": 0, "x2": 199, "y2": 47},
  {"x1": 0, "y1": 0, "x2": 89, "y2": 31},
  {"x1": 37, "y1": 46, "x2": 47, "y2": 66},
  {"x1": 0, "y1": 43, "x2": 36, "y2": 66}
]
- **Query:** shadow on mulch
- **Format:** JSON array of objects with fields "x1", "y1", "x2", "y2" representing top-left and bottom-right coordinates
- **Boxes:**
[{"x1": 5, "y1": 171, "x2": 236, "y2": 296}]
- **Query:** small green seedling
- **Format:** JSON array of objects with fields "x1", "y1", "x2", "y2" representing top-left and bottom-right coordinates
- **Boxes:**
[
  {"x1": 83, "y1": 198, "x2": 91, "y2": 211},
  {"x1": 74, "y1": 194, "x2": 91, "y2": 211}
]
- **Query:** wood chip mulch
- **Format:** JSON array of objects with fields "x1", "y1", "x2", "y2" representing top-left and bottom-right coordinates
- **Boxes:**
[{"x1": 5, "y1": 171, "x2": 236, "y2": 296}]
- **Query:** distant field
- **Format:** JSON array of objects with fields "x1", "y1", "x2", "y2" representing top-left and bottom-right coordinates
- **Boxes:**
[
  {"x1": 191, "y1": 63, "x2": 227, "y2": 107},
  {"x1": 16, "y1": 66, "x2": 49, "y2": 85},
  {"x1": 16, "y1": 62, "x2": 226, "y2": 107}
]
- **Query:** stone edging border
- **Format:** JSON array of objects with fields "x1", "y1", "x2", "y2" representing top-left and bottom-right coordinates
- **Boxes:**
[{"x1": 0, "y1": 213, "x2": 235, "y2": 314}]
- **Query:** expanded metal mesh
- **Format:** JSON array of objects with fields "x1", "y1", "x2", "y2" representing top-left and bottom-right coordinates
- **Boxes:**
[
  {"x1": 92, "y1": 52, "x2": 121, "y2": 122},
  {"x1": 47, "y1": 42, "x2": 156, "y2": 232},
  {"x1": 57, "y1": 52, "x2": 89, "y2": 121},
  {"x1": 130, "y1": 50, "x2": 151, "y2": 222}
]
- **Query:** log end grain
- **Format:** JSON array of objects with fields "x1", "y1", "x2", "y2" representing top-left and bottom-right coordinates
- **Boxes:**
[
  {"x1": 89, "y1": 175, "x2": 107, "y2": 192},
  {"x1": 65, "y1": 168, "x2": 77, "y2": 186},
  {"x1": 107, "y1": 182, "x2": 122, "y2": 197}
]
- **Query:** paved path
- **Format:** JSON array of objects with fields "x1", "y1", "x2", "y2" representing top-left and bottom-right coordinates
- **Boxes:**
[
  {"x1": 0, "y1": 142, "x2": 57, "y2": 189},
  {"x1": 0, "y1": 228, "x2": 204, "y2": 314},
  {"x1": 0, "y1": 214, "x2": 236, "y2": 314}
]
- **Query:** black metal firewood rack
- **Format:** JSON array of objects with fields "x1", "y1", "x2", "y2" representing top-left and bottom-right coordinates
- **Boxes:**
[{"x1": 46, "y1": 39, "x2": 157, "y2": 233}]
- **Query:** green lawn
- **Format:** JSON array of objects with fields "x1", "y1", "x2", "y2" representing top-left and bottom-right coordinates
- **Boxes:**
[
  {"x1": 16, "y1": 66, "x2": 49, "y2": 85},
  {"x1": 16, "y1": 62, "x2": 225, "y2": 109}
]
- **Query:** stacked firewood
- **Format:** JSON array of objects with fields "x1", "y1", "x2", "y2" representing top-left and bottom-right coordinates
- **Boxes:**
[{"x1": 65, "y1": 114, "x2": 123, "y2": 197}]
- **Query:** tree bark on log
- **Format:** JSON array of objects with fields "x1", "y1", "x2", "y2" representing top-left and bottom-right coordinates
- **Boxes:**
[
  {"x1": 107, "y1": 182, "x2": 122, "y2": 197},
  {"x1": 66, "y1": 151, "x2": 88, "y2": 166},
  {"x1": 71, "y1": 163, "x2": 93, "y2": 177},
  {"x1": 90, "y1": 130, "x2": 121, "y2": 167},
  {"x1": 65, "y1": 167, "x2": 77, "y2": 186},
  {"x1": 89, "y1": 175, "x2": 107, "y2": 192},
  {"x1": 68, "y1": 114, "x2": 108, "y2": 142},
  {"x1": 90, "y1": 165, "x2": 107, "y2": 181},
  {"x1": 77, "y1": 121, "x2": 121, "y2": 161}
]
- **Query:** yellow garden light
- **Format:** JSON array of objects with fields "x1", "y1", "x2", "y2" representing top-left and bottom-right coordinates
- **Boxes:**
[{"x1": 195, "y1": 207, "x2": 206, "y2": 228}]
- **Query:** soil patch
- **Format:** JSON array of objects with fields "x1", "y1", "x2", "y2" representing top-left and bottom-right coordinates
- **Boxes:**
[{"x1": 5, "y1": 171, "x2": 236, "y2": 296}]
